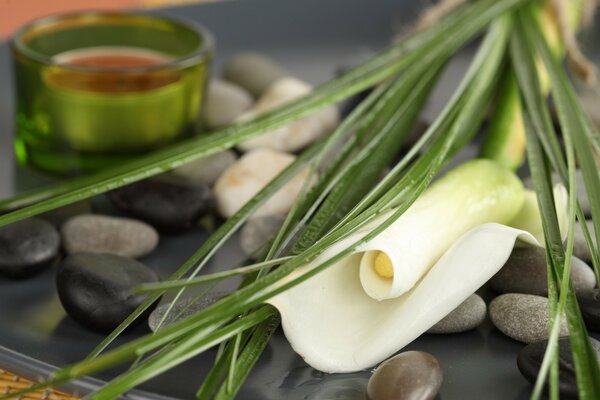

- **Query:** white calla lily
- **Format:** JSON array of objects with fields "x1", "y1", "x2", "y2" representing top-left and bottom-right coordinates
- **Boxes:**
[{"x1": 266, "y1": 159, "x2": 559, "y2": 373}]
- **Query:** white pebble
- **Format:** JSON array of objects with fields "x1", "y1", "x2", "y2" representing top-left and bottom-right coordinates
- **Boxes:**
[
  {"x1": 213, "y1": 148, "x2": 314, "y2": 218},
  {"x1": 237, "y1": 77, "x2": 339, "y2": 152}
]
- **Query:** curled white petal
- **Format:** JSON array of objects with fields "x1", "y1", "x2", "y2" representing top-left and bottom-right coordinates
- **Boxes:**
[{"x1": 268, "y1": 224, "x2": 537, "y2": 373}]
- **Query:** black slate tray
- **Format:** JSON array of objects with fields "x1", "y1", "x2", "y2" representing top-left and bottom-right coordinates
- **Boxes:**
[{"x1": 1, "y1": 1, "x2": 599, "y2": 399}]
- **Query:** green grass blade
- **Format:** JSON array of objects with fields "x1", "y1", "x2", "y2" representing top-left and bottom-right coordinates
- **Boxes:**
[
  {"x1": 133, "y1": 257, "x2": 292, "y2": 293},
  {"x1": 86, "y1": 143, "x2": 320, "y2": 359},
  {"x1": 214, "y1": 315, "x2": 281, "y2": 400},
  {"x1": 87, "y1": 307, "x2": 276, "y2": 400},
  {"x1": 512, "y1": 10, "x2": 600, "y2": 399}
]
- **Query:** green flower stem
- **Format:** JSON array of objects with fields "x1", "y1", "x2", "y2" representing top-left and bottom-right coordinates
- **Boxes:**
[{"x1": 481, "y1": 0, "x2": 585, "y2": 170}]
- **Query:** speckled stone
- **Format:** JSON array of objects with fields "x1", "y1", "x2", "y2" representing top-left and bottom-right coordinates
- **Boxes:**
[
  {"x1": 578, "y1": 288, "x2": 600, "y2": 332},
  {"x1": 61, "y1": 214, "x2": 159, "y2": 259},
  {"x1": 428, "y1": 294, "x2": 486, "y2": 334},
  {"x1": 573, "y1": 220, "x2": 596, "y2": 263},
  {"x1": 166, "y1": 150, "x2": 237, "y2": 187},
  {"x1": 148, "y1": 293, "x2": 226, "y2": 332},
  {"x1": 203, "y1": 80, "x2": 253, "y2": 129},
  {"x1": 517, "y1": 337, "x2": 600, "y2": 399},
  {"x1": 240, "y1": 215, "x2": 286, "y2": 256},
  {"x1": 489, "y1": 293, "x2": 568, "y2": 343},
  {"x1": 223, "y1": 52, "x2": 288, "y2": 97},
  {"x1": 489, "y1": 247, "x2": 596, "y2": 296},
  {"x1": 367, "y1": 351, "x2": 443, "y2": 400},
  {"x1": 0, "y1": 218, "x2": 60, "y2": 279}
]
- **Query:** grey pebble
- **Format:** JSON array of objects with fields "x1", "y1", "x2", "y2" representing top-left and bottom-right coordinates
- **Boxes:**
[
  {"x1": 524, "y1": 170, "x2": 590, "y2": 216},
  {"x1": 573, "y1": 220, "x2": 596, "y2": 264},
  {"x1": 240, "y1": 215, "x2": 286, "y2": 256},
  {"x1": 61, "y1": 214, "x2": 159, "y2": 259},
  {"x1": 203, "y1": 80, "x2": 253, "y2": 129},
  {"x1": 223, "y1": 52, "x2": 288, "y2": 97},
  {"x1": 489, "y1": 293, "x2": 568, "y2": 343},
  {"x1": 489, "y1": 246, "x2": 596, "y2": 296},
  {"x1": 166, "y1": 150, "x2": 237, "y2": 187},
  {"x1": 148, "y1": 293, "x2": 226, "y2": 332},
  {"x1": 428, "y1": 294, "x2": 486, "y2": 334}
]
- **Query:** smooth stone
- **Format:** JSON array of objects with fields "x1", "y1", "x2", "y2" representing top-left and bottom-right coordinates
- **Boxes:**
[
  {"x1": 61, "y1": 214, "x2": 159, "y2": 259},
  {"x1": 148, "y1": 293, "x2": 226, "y2": 332},
  {"x1": 0, "y1": 218, "x2": 60, "y2": 279},
  {"x1": 578, "y1": 288, "x2": 600, "y2": 332},
  {"x1": 489, "y1": 247, "x2": 596, "y2": 296},
  {"x1": 524, "y1": 170, "x2": 590, "y2": 216},
  {"x1": 489, "y1": 293, "x2": 568, "y2": 343},
  {"x1": 203, "y1": 80, "x2": 253, "y2": 129},
  {"x1": 240, "y1": 215, "x2": 286, "y2": 256},
  {"x1": 428, "y1": 294, "x2": 486, "y2": 334},
  {"x1": 213, "y1": 148, "x2": 314, "y2": 219},
  {"x1": 40, "y1": 200, "x2": 93, "y2": 227},
  {"x1": 56, "y1": 253, "x2": 159, "y2": 332},
  {"x1": 367, "y1": 351, "x2": 443, "y2": 400},
  {"x1": 237, "y1": 77, "x2": 340, "y2": 152},
  {"x1": 107, "y1": 180, "x2": 213, "y2": 232},
  {"x1": 166, "y1": 150, "x2": 237, "y2": 187},
  {"x1": 517, "y1": 337, "x2": 600, "y2": 399},
  {"x1": 573, "y1": 220, "x2": 596, "y2": 263},
  {"x1": 223, "y1": 52, "x2": 288, "y2": 97}
]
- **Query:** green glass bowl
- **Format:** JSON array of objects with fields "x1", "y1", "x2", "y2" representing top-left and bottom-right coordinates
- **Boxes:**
[{"x1": 11, "y1": 12, "x2": 213, "y2": 175}]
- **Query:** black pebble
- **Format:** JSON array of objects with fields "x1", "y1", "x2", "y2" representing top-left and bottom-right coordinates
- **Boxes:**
[
  {"x1": 578, "y1": 288, "x2": 600, "y2": 332},
  {"x1": 56, "y1": 253, "x2": 160, "y2": 332},
  {"x1": 0, "y1": 218, "x2": 60, "y2": 279},
  {"x1": 107, "y1": 180, "x2": 213, "y2": 232},
  {"x1": 517, "y1": 337, "x2": 600, "y2": 399}
]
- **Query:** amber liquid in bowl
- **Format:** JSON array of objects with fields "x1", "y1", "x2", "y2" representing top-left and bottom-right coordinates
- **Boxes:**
[{"x1": 50, "y1": 47, "x2": 178, "y2": 93}]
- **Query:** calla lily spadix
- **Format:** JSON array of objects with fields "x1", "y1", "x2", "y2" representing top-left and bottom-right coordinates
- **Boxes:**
[{"x1": 267, "y1": 159, "x2": 567, "y2": 373}]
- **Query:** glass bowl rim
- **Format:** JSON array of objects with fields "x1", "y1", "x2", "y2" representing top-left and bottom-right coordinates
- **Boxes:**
[{"x1": 11, "y1": 11, "x2": 214, "y2": 73}]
